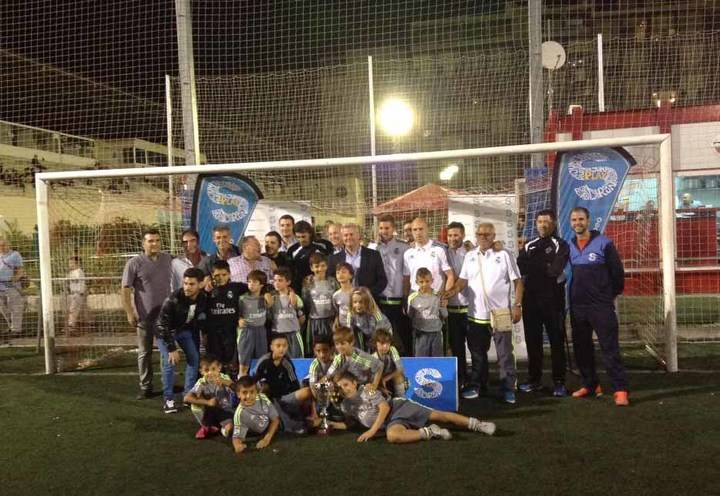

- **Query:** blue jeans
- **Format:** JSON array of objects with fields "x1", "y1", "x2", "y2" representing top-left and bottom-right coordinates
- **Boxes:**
[{"x1": 157, "y1": 330, "x2": 200, "y2": 401}]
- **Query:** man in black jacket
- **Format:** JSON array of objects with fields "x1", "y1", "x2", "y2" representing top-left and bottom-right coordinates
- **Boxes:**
[
  {"x1": 327, "y1": 223, "x2": 387, "y2": 300},
  {"x1": 517, "y1": 210, "x2": 570, "y2": 397},
  {"x1": 155, "y1": 267, "x2": 207, "y2": 413},
  {"x1": 286, "y1": 220, "x2": 332, "y2": 292}
]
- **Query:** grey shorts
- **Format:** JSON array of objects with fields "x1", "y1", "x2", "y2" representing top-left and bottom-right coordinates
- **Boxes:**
[
  {"x1": 387, "y1": 398, "x2": 432, "y2": 429},
  {"x1": 237, "y1": 325, "x2": 268, "y2": 367},
  {"x1": 273, "y1": 396, "x2": 306, "y2": 435},
  {"x1": 308, "y1": 317, "x2": 334, "y2": 340}
]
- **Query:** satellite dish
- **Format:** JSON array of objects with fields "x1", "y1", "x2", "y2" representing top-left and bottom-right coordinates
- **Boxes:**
[{"x1": 542, "y1": 41, "x2": 566, "y2": 70}]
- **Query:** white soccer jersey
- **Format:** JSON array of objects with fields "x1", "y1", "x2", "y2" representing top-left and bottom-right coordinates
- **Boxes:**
[
  {"x1": 402, "y1": 240, "x2": 451, "y2": 292},
  {"x1": 459, "y1": 248, "x2": 521, "y2": 321}
]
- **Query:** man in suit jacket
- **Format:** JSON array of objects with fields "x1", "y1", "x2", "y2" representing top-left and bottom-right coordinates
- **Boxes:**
[{"x1": 327, "y1": 223, "x2": 387, "y2": 300}]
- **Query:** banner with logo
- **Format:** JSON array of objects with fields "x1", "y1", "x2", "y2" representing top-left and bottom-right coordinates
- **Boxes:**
[
  {"x1": 243, "y1": 201, "x2": 312, "y2": 240},
  {"x1": 191, "y1": 174, "x2": 263, "y2": 254},
  {"x1": 251, "y1": 357, "x2": 458, "y2": 411},
  {"x1": 552, "y1": 147, "x2": 635, "y2": 242}
]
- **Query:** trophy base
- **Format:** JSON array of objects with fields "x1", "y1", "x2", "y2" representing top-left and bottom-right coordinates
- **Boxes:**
[{"x1": 316, "y1": 427, "x2": 331, "y2": 436}]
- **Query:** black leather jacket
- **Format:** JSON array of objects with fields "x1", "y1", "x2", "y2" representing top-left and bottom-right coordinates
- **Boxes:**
[{"x1": 154, "y1": 289, "x2": 207, "y2": 352}]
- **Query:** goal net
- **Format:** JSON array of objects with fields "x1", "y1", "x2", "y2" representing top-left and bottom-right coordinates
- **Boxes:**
[{"x1": 35, "y1": 135, "x2": 673, "y2": 373}]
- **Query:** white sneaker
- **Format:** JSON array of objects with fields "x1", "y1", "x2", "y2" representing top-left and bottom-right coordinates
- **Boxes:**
[
  {"x1": 426, "y1": 424, "x2": 453, "y2": 440},
  {"x1": 472, "y1": 420, "x2": 496, "y2": 436},
  {"x1": 163, "y1": 399, "x2": 178, "y2": 414}
]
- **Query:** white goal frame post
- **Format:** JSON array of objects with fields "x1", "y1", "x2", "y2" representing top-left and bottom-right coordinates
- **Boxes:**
[{"x1": 35, "y1": 134, "x2": 677, "y2": 374}]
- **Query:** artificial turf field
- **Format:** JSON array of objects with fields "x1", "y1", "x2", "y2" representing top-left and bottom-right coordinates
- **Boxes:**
[{"x1": 1, "y1": 347, "x2": 719, "y2": 496}]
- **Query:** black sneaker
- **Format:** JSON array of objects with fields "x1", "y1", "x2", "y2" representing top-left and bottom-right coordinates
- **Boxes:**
[
  {"x1": 136, "y1": 390, "x2": 153, "y2": 400},
  {"x1": 518, "y1": 382, "x2": 543, "y2": 393},
  {"x1": 163, "y1": 399, "x2": 178, "y2": 414}
]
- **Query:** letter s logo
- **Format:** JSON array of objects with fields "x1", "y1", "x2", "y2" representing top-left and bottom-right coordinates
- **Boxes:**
[{"x1": 414, "y1": 368, "x2": 443, "y2": 399}]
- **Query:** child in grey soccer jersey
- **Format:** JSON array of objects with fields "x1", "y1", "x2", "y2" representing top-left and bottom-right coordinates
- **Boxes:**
[
  {"x1": 184, "y1": 356, "x2": 236, "y2": 439},
  {"x1": 237, "y1": 270, "x2": 271, "y2": 377},
  {"x1": 407, "y1": 268, "x2": 448, "y2": 357},
  {"x1": 303, "y1": 253, "x2": 339, "y2": 347},
  {"x1": 331, "y1": 262, "x2": 355, "y2": 329},
  {"x1": 350, "y1": 287, "x2": 392, "y2": 352},
  {"x1": 267, "y1": 267, "x2": 306, "y2": 359},
  {"x1": 326, "y1": 326, "x2": 383, "y2": 390},
  {"x1": 329, "y1": 371, "x2": 496, "y2": 444},
  {"x1": 372, "y1": 328, "x2": 407, "y2": 398}
]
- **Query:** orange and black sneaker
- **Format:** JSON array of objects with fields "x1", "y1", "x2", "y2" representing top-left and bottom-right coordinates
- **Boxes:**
[
  {"x1": 614, "y1": 391, "x2": 630, "y2": 406},
  {"x1": 572, "y1": 385, "x2": 603, "y2": 398}
]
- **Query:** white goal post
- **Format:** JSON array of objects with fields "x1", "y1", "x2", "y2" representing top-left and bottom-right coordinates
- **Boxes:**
[{"x1": 35, "y1": 134, "x2": 677, "y2": 374}]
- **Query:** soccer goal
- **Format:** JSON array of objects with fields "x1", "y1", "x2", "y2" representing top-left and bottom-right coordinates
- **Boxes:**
[{"x1": 34, "y1": 134, "x2": 677, "y2": 374}]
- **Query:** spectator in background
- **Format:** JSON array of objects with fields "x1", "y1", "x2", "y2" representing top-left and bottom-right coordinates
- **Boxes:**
[
  {"x1": 328, "y1": 223, "x2": 387, "y2": 301},
  {"x1": 171, "y1": 229, "x2": 207, "y2": 292},
  {"x1": 229, "y1": 235, "x2": 274, "y2": 284},
  {"x1": 324, "y1": 222, "x2": 344, "y2": 254},
  {"x1": 0, "y1": 237, "x2": 25, "y2": 334},
  {"x1": 65, "y1": 256, "x2": 88, "y2": 336},
  {"x1": 198, "y1": 225, "x2": 240, "y2": 289},
  {"x1": 278, "y1": 215, "x2": 298, "y2": 252},
  {"x1": 263, "y1": 231, "x2": 291, "y2": 270},
  {"x1": 287, "y1": 220, "x2": 331, "y2": 292},
  {"x1": 122, "y1": 228, "x2": 173, "y2": 400},
  {"x1": 402, "y1": 220, "x2": 414, "y2": 244}
]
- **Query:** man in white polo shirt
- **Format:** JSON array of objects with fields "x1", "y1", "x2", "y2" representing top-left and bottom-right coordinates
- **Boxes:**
[
  {"x1": 448, "y1": 222, "x2": 524, "y2": 404},
  {"x1": 402, "y1": 218, "x2": 454, "y2": 297}
]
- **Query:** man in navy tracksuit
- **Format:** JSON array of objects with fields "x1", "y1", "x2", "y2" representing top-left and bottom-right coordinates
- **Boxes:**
[{"x1": 568, "y1": 207, "x2": 629, "y2": 406}]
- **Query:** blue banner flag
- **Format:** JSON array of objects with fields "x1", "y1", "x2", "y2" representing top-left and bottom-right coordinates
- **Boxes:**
[
  {"x1": 552, "y1": 147, "x2": 635, "y2": 242},
  {"x1": 251, "y1": 357, "x2": 458, "y2": 411},
  {"x1": 191, "y1": 174, "x2": 263, "y2": 254}
]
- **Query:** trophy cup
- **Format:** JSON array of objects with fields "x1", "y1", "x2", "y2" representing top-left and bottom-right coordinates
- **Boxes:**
[{"x1": 315, "y1": 380, "x2": 334, "y2": 436}]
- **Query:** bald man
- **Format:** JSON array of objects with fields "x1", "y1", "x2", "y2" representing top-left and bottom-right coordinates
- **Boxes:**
[{"x1": 402, "y1": 218, "x2": 454, "y2": 297}]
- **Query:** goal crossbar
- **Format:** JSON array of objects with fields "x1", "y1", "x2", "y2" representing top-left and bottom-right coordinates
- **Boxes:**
[{"x1": 34, "y1": 134, "x2": 677, "y2": 373}]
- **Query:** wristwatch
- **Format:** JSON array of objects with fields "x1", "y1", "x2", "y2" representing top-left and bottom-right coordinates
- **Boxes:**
[{"x1": 513, "y1": 303, "x2": 522, "y2": 308}]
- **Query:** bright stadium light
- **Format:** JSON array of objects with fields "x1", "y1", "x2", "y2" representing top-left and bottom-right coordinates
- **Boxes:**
[
  {"x1": 439, "y1": 163, "x2": 459, "y2": 181},
  {"x1": 378, "y1": 98, "x2": 414, "y2": 137}
]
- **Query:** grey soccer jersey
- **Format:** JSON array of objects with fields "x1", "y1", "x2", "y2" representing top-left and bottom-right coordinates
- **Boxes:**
[
  {"x1": 232, "y1": 394, "x2": 279, "y2": 440},
  {"x1": 340, "y1": 385, "x2": 387, "y2": 428},
  {"x1": 368, "y1": 238, "x2": 408, "y2": 298},
  {"x1": 373, "y1": 346, "x2": 403, "y2": 376},
  {"x1": 239, "y1": 293, "x2": 267, "y2": 328},
  {"x1": 189, "y1": 374, "x2": 235, "y2": 412},
  {"x1": 351, "y1": 311, "x2": 393, "y2": 339},
  {"x1": 308, "y1": 358, "x2": 333, "y2": 388},
  {"x1": 303, "y1": 278, "x2": 339, "y2": 319},
  {"x1": 327, "y1": 347, "x2": 382, "y2": 384},
  {"x1": 332, "y1": 289, "x2": 352, "y2": 327},
  {"x1": 407, "y1": 291, "x2": 447, "y2": 333},
  {"x1": 270, "y1": 294, "x2": 304, "y2": 333}
]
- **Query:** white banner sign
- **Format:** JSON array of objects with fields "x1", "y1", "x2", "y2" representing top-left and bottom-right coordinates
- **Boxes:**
[
  {"x1": 448, "y1": 194, "x2": 527, "y2": 362},
  {"x1": 244, "y1": 201, "x2": 312, "y2": 240}
]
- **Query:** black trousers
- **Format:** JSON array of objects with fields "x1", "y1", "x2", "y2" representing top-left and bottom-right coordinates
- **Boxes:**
[
  {"x1": 522, "y1": 297, "x2": 567, "y2": 384},
  {"x1": 447, "y1": 310, "x2": 468, "y2": 386},
  {"x1": 380, "y1": 301, "x2": 412, "y2": 356},
  {"x1": 570, "y1": 304, "x2": 629, "y2": 392}
]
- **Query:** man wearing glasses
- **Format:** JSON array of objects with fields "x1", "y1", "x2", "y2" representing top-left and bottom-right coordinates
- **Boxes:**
[{"x1": 446, "y1": 223, "x2": 524, "y2": 403}]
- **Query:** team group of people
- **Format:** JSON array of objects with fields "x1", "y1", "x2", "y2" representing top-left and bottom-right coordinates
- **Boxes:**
[{"x1": 120, "y1": 207, "x2": 630, "y2": 451}]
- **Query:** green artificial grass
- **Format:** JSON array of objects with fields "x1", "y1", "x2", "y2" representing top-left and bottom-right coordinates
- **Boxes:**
[{"x1": 1, "y1": 371, "x2": 719, "y2": 496}]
